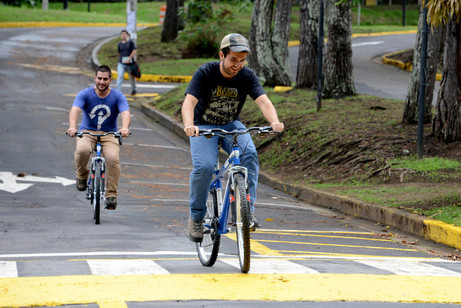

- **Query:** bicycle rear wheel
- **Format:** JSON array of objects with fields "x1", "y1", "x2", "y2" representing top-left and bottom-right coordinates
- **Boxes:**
[
  {"x1": 233, "y1": 173, "x2": 251, "y2": 273},
  {"x1": 196, "y1": 189, "x2": 221, "y2": 267},
  {"x1": 93, "y1": 164, "x2": 102, "y2": 225}
]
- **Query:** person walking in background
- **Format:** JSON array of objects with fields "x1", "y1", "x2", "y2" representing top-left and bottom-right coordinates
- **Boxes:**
[
  {"x1": 67, "y1": 65, "x2": 131, "y2": 210},
  {"x1": 116, "y1": 29, "x2": 137, "y2": 96},
  {"x1": 181, "y1": 33, "x2": 284, "y2": 242}
]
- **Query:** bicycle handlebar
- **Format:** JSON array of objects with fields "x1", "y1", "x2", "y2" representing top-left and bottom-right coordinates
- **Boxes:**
[
  {"x1": 197, "y1": 126, "x2": 280, "y2": 139},
  {"x1": 67, "y1": 131, "x2": 123, "y2": 145}
]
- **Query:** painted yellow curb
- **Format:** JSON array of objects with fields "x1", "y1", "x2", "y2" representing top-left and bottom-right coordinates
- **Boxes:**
[
  {"x1": 1, "y1": 273, "x2": 461, "y2": 306},
  {"x1": 424, "y1": 219, "x2": 461, "y2": 250},
  {"x1": 382, "y1": 50, "x2": 442, "y2": 81},
  {"x1": 114, "y1": 72, "x2": 191, "y2": 83},
  {"x1": 0, "y1": 22, "x2": 157, "y2": 28}
]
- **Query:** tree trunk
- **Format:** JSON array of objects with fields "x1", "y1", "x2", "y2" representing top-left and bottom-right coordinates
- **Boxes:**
[
  {"x1": 272, "y1": 0, "x2": 293, "y2": 75},
  {"x1": 323, "y1": 0, "x2": 356, "y2": 98},
  {"x1": 432, "y1": 19, "x2": 461, "y2": 142},
  {"x1": 178, "y1": 0, "x2": 185, "y2": 31},
  {"x1": 248, "y1": 0, "x2": 291, "y2": 87},
  {"x1": 402, "y1": 5, "x2": 443, "y2": 125},
  {"x1": 296, "y1": 0, "x2": 319, "y2": 89},
  {"x1": 161, "y1": 0, "x2": 179, "y2": 42}
]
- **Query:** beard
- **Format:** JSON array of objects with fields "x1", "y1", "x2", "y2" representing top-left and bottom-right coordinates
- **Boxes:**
[{"x1": 96, "y1": 83, "x2": 109, "y2": 92}]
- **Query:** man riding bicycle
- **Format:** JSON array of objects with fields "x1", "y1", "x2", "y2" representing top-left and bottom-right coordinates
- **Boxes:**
[
  {"x1": 67, "y1": 65, "x2": 131, "y2": 210},
  {"x1": 182, "y1": 33, "x2": 284, "y2": 242}
]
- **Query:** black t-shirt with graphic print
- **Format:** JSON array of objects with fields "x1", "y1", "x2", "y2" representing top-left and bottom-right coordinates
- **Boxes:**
[{"x1": 185, "y1": 61, "x2": 265, "y2": 125}]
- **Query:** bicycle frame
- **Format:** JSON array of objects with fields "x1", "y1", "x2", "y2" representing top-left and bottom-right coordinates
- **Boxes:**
[
  {"x1": 86, "y1": 138, "x2": 106, "y2": 202},
  {"x1": 210, "y1": 140, "x2": 249, "y2": 235}
]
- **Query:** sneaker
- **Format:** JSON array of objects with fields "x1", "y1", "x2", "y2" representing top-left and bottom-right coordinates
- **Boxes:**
[
  {"x1": 187, "y1": 217, "x2": 203, "y2": 242},
  {"x1": 105, "y1": 197, "x2": 117, "y2": 210},
  {"x1": 251, "y1": 214, "x2": 261, "y2": 229},
  {"x1": 131, "y1": 90, "x2": 137, "y2": 96},
  {"x1": 76, "y1": 178, "x2": 87, "y2": 191}
]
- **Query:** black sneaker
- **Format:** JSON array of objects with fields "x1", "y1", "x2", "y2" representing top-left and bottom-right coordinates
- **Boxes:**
[
  {"x1": 251, "y1": 214, "x2": 261, "y2": 229},
  {"x1": 131, "y1": 90, "x2": 137, "y2": 96},
  {"x1": 105, "y1": 197, "x2": 117, "y2": 210},
  {"x1": 187, "y1": 218, "x2": 203, "y2": 242},
  {"x1": 76, "y1": 178, "x2": 87, "y2": 191}
]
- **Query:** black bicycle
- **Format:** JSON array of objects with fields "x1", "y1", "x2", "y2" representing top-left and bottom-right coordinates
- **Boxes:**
[{"x1": 75, "y1": 131, "x2": 122, "y2": 224}]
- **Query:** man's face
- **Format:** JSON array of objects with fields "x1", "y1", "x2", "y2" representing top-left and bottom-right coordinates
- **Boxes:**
[
  {"x1": 94, "y1": 71, "x2": 111, "y2": 92},
  {"x1": 120, "y1": 31, "x2": 129, "y2": 41},
  {"x1": 220, "y1": 50, "x2": 247, "y2": 79}
]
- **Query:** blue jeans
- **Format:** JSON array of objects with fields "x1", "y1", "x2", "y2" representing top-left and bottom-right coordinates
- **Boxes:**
[
  {"x1": 188, "y1": 120, "x2": 259, "y2": 222},
  {"x1": 116, "y1": 62, "x2": 136, "y2": 93}
]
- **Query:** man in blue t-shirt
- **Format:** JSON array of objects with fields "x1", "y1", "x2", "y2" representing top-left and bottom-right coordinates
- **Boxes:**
[
  {"x1": 67, "y1": 65, "x2": 131, "y2": 210},
  {"x1": 182, "y1": 33, "x2": 285, "y2": 242},
  {"x1": 116, "y1": 29, "x2": 137, "y2": 95}
]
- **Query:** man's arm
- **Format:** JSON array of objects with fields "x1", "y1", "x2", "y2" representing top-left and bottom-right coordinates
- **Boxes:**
[
  {"x1": 181, "y1": 94, "x2": 199, "y2": 137},
  {"x1": 119, "y1": 110, "x2": 131, "y2": 138},
  {"x1": 255, "y1": 94, "x2": 284, "y2": 132},
  {"x1": 66, "y1": 106, "x2": 82, "y2": 137}
]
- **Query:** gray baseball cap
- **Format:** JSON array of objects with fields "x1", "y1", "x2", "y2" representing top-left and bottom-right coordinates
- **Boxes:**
[{"x1": 220, "y1": 33, "x2": 251, "y2": 54}]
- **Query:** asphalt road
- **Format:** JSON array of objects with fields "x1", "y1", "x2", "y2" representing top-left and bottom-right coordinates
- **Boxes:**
[{"x1": 0, "y1": 26, "x2": 460, "y2": 307}]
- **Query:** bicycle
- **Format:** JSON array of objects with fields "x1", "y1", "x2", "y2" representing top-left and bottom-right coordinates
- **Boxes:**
[
  {"x1": 74, "y1": 131, "x2": 122, "y2": 225},
  {"x1": 195, "y1": 126, "x2": 278, "y2": 273}
]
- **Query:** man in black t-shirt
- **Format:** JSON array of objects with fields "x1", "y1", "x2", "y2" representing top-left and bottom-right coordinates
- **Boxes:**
[
  {"x1": 182, "y1": 33, "x2": 285, "y2": 242},
  {"x1": 116, "y1": 29, "x2": 137, "y2": 95}
]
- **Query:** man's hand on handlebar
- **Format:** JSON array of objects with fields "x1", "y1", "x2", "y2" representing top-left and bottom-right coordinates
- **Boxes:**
[
  {"x1": 118, "y1": 128, "x2": 131, "y2": 138},
  {"x1": 66, "y1": 128, "x2": 78, "y2": 137},
  {"x1": 184, "y1": 125, "x2": 199, "y2": 137},
  {"x1": 271, "y1": 122, "x2": 284, "y2": 132}
]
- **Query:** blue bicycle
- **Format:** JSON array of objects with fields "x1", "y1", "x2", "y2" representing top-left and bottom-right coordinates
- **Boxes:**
[
  {"x1": 195, "y1": 126, "x2": 277, "y2": 273},
  {"x1": 75, "y1": 131, "x2": 122, "y2": 225}
]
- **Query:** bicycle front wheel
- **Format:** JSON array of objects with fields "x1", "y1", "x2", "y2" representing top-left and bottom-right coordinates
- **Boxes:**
[
  {"x1": 93, "y1": 164, "x2": 102, "y2": 225},
  {"x1": 233, "y1": 173, "x2": 251, "y2": 273},
  {"x1": 196, "y1": 189, "x2": 221, "y2": 267}
]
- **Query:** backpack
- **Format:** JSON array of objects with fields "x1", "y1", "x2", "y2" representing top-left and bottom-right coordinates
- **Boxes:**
[{"x1": 131, "y1": 61, "x2": 141, "y2": 79}]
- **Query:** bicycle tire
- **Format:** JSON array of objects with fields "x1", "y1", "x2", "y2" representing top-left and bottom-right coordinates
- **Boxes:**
[
  {"x1": 233, "y1": 173, "x2": 251, "y2": 273},
  {"x1": 93, "y1": 164, "x2": 101, "y2": 225},
  {"x1": 196, "y1": 189, "x2": 221, "y2": 266}
]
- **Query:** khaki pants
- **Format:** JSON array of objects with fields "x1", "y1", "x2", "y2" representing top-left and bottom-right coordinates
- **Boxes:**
[{"x1": 74, "y1": 131, "x2": 120, "y2": 198}]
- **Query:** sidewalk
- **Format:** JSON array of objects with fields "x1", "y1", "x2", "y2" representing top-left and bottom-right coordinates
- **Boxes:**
[{"x1": 83, "y1": 25, "x2": 461, "y2": 253}]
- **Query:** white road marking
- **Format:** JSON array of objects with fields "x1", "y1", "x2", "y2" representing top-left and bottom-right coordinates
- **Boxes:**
[
  {"x1": 352, "y1": 41, "x2": 384, "y2": 47},
  {"x1": 0, "y1": 171, "x2": 74, "y2": 193},
  {"x1": 0, "y1": 251, "x2": 197, "y2": 259},
  {"x1": 87, "y1": 259, "x2": 170, "y2": 276},
  {"x1": 221, "y1": 259, "x2": 320, "y2": 274},
  {"x1": 123, "y1": 162, "x2": 192, "y2": 170},
  {"x1": 124, "y1": 143, "x2": 187, "y2": 151},
  {"x1": 0, "y1": 261, "x2": 18, "y2": 278},
  {"x1": 357, "y1": 259, "x2": 460, "y2": 276},
  {"x1": 130, "y1": 181, "x2": 188, "y2": 186}
]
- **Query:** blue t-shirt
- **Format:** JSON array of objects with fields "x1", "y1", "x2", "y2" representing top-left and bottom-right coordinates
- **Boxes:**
[
  {"x1": 185, "y1": 61, "x2": 265, "y2": 125},
  {"x1": 73, "y1": 87, "x2": 129, "y2": 132}
]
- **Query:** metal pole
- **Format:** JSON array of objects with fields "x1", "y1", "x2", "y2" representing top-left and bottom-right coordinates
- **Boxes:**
[
  {"x1": 88, "y1": 0, "x2": 91, "y2": 12},
  {"x1": 317, "y1": 0, "x2": 324, "y2": 112},
  {"x1": 417, "y1": 6, "x2": 428, "y2": 158},
  {"x1": 63, "y1": 0, "x2": 68, "y2": 10},
  {"x1": 127, "y1": 0, "x2": 138, "y2": 47},
  {"x1": 402, "y1": 0, "x2": 406, "y2": 26}
]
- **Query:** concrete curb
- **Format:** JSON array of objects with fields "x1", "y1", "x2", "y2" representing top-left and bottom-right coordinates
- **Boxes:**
[
  {"x1": 140, "y1": 102, "x2": 461, "y2": 251},
  {"x1": 382, "y1": 50, "x2": 442, "y2": 81}
]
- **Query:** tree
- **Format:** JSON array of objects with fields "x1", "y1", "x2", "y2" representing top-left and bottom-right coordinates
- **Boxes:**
[
  {"x1": 426, "y1": 0, "x2": 461, "y2": 141},
  {"x1": 322, "y1": 0, "x2": 356, "y2": 98},
  {"x1": 402, "y1": 5, "x2": 443, "y2": 124},
  {"x1": 161, "y1": 0, "x2": 179, "y2": 43},
  {"x1": 296, "y1": 0, "x2": 320, "y2": 89},
  {"x1": 248, "y1": 0, "x2": 292, "y2": 87}
]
